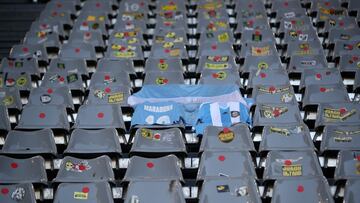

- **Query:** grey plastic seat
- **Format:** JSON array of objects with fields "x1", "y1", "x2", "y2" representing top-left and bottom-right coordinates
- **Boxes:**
[
  {"x1": 43, "y1": 1, "x2": 77, "y2": 16},
  {"x1": 28, "y1": 86, "x2": 74, "y2": 110},
  {"x1": 286, "y1": 40, "x2": 325, "y2": 58},
  {"x1": 59, "y1": 43, "x2": 97, "y2": 61},
  {"x1": 39, "y1": 9, "x2": 73, "y2": 27},
  {"x1": 23, "y1": 30, "x2": 61, "y2": 48},
  {"x1": 259, "y1": 124, "x2": 314, "y2": 152},
  {"x1": 0, "y1": 155, "x2": 47, "y2": 184},
  {"x1": 1, "y1": 72, "x2": 32, "y2": 91},
  {"x1": 252, "y1": 85, "x2": 297, "y2": 105},
  {"x1": 263, "y1": 151, "x2": 323, "y2": 179},
  {"x1": 68, "y1": 30, "x2": 105, "y2": 48},
  {"x1": 278, "y1": 16, "x2": 312, "y2": 35},
  {"x1": 328, "y1": 28, "x2": 360, "y2": 45},
  {"x1": 308, "y1": 0, "x2": 342, "y2": 15},
  {"x1": 154, "y1": 19, "x2": 188, "y2": 32},
  {"x1": 235, "y1": 17, "x2": 270, "y2": 34},
  {"x1": 343, "y1": 179, "x2": 360, "y2": 203},
  {"x1": 54, "y1": 182, "x2": 114, "y2": 203},
  {"x1": 253, "y1": 103, "x2": 303, "y2": 127},
  {"x1": 0, "y1": 58, "x2": 40, "y2": 77},
  {"x1": 247, "y1": 69, "x2": 290, "y2": 89},
  {"x1": 200, "y1": 124, "x2": 255, "y2": 152},
  {"x1": 96, "y1": 58, "x2": 135, "y2": 74},
  {"x1": 197, "y1": 55, "x2": 237, "y2": 74},
  {"x1": 87, "y1": 84, "x2": 131, "y2": 106},
  {"x1": 1, "y1": 129, "x2": 56, "y2": 156},
  {"x1": 322, "y1": 16, "x2": 358, "y2": 33},
  {"x1": 72, "y1": 19, "x2": 108, "y2": 36},
  {"x1": 197, "y1": 5, "x2": 229, "y2": 21},
  {"x1": 320, "y1": 125, "x2": 360, "y2": 153},
  {"x1": 299, "y1": 68, "x2": 343, "y2": 89},
  {"x1": 118, "y1": 0, "x2": 149, "y2": 14},
  {"x1": 81, "y1": 1, "x2": 114, "y2": 15},
  {"x1": 314, "y1": 102, "x2": 360, "y2": 128},
  {"x1": 65, "y1": 128, "x2": 122, "y2": 156},
  {"x1": 199, "y1": 69, "x2": 241, "y2": 86},
  {"x1": 153, "y1": 0, "x2": 186, "y2": 14},
  {"x1": 89, "y1": 71, "x2": 131, "y2": 88},
  {"x1": 0, "y1": 105, "x2": 11, "y2": 132},
  {"x1": 0, "y1": 87, "x2": 22, "y2": 110},
  {"x1": 74, "y1": 104, "x2": 125, "y2": 130},
  {"x1": 149, "y1": 43, "x2": 188, "y2": 59},
  {"x1": 288, "y1": 54, "x2": 328, "y2": 73},
  {"x1": 197, "y1": 151, "x2": 256, "y2": 180},
  {"x1": 199, "y1": 177, "x2": 261, "y2": 203},
  {"x1": 145, "y1": 58, "x2": 184, "y2": 73},
  {"x1": 114, "y1": 13, "x2": 147, "y2": 34},
  {"x1": 199, "y1": 30, "x2": 235, "y2": 45},
  {"x1": 9, "y1": 44, "x2": 48, "y2": 62},
  {"x1": 54, "y1": 156, "x2": 114, "y2": 182},
  {"x1": 77, "y1": 10, "x2": 111, "y2": 27},
  {"x1": 105, "y1": 43, "x2": 144, "y2": 60},
  {"x1": 239, "y1": 41, "x2": 278, "y2": 58},
  {"x1": 333, "y1": 40, "x2": 360, "y2": 58},
  {"x1": 123, "y1": 155, "x2": 184, "y2": 181},
  {"x1": 124, "y1": 180, "x2": 185, "y2": 203},
  {"x1": 241, "y1": 29, "x2": 275, "y2": 44},
  {"x1": 283, "y1": 27, "x2": 319, "y2": 45},
  {"x1": 29, "y1": 19, "x2": 66, "y2": 37},
  {"x1": 41, "y1": 72, "x2": 84, "y2": 92},
  {"x1": 153, "y1": 28, "x2": 188, "y2": 45},
  {"x1": 198, "y1": 42, "x2": 236, "y2": 57},
  {"x1": 130, "y1": 128, "x2": 186, "y2": 156},
  {"x1": 339, "y1": 54, "x2": 360, "y2": 72},
  {"x1": 198, "y1": 18, "x2": 230, "y2": 33},
  {"x1": 314, "y1": 5, "x2": 346, "y2": 24},
  {"x1": 334, "y1": 150, "x2": 360, "y2": 180},
  {"x1": 0, "y1": 183, "x2": 36, "y2": 203},
  {"x1": 16, "y1": 105, "x2": 69, "y2": 130},
  {"x1": 271, "y1": 177, "x2": 334, "y2": 203},
  {"x1": 302, "y1": 84, "x2": 350, "y2": 108},
  {"x1": 241, "y1": 55, "x2": 282, "y2": 74},
  {"x1": 49, "y1": 58, "x2": 89, "y2": 77},
  {"x1": 143, "y1": 71, "x2": 185, "y2": 85},
  {"x1": 109, "y1": 30, "x2": 146, "y2": 46}
]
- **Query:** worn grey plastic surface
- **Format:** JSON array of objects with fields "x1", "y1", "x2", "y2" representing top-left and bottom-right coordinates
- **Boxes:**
[
  {"x1": 288, "y1": 54, "x2": 328, "y2": 73},
  {"x1": 315, "y1": 102, "x2": 360, "y2": 128},
  {"x1": 28, "y1": 86, "x2": 74, "y2": 110},
  {"x1": 0, "y1": 87, "x2": 22, "y2": 110},
  {"x1": 143, "y1": 71, "x2": 185, "y2": 85},
  {"x1": 87, "y1": 84, "x2": 130, "y2": 106},
  {"x1": 49, "y1": 58, "x2": 89, "y2": 77},
  {"x1": 0, "y1": 105, "x2": 11, "y2": 131},
  {"x1": 41, "y1": 71, "x2": 84, "y2": 91},
  {"x1": 343, "y1": 179, "x2": 360, "y2": 203},
  {"x1": 1, "y1": 72, "x2": 32, "y2": 91},
  {"x1": 302, "y1": 84, "x2": 350, "y2": 107},
  {"x1": 320, "y1": 125, "x2": 360, "y2": 153},
  {"x1": 334, "y1": 150, "x2": 360, "y2": 180},
  {"x1": 9, "y1": 44, "x2": 48, "y2": 62},
  {"x1": 89, "y1": 71, "x2": 131, "y2": 88},
  {"x1": 252, "y1": 85, "x2": 297, "y2": 105},
  {"x1": 299, "y1": 68, "x2": 343, "y2": 89},
  {"x1": 0, "y1": 58, "x2": 40, "y2": 77},
  {"x1": 0, "y1": 183, "x2": 36, "y2": 203},
  {"x1": 247, "y1": 69, "x2": 290, "y2": 89},
  {"x1": 59, "y1": 43, "x2": 97, "y2": 61},
  {"x1": 241, "y1": 55, "x2": 282, "y2": 74}
]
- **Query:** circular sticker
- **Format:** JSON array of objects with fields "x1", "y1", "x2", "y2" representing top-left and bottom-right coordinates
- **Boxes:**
[
  {"x1": 218, "y1": 128, "x2": 235, "y2": 143},
  {"x1": 163, "y1": 42, "x2": 174, "y2": 48},
  {"x1": 165, "y1": 32, "x2": 176, "y2": 38},
  {"x1": 155, "y1": 77, "x2": 169, "y2": 85},
  {"x1": 3, "y1": 96, "x2": 14, "y2": 106},
  {"x1": 16, "y1": 76, "x2": 27, "y2": 87},
  {"x1": 231, "y1": 111, "x2": 240, "y2": 118},
  {"x1": 258, "y1": 62, "x2": 268, "y2": 70},
  {"x1": 158, "y1": 62, "x2": 168, "y2": 71},
  {"x1": 212, "y1": 71, "x2": 227, "y2": 80},
  {"x1": 94, "y1": 90, "x2": 106, "y2": 99},
  {"x1": 281, "y1": 93, "x2": 293, "y2": 103},
  {"x1": 40, "y1": 94, "x2": 52, "y2": 104}
]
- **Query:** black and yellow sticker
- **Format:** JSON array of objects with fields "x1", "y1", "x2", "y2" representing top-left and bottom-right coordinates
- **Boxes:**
[
  {"x1": 108, "y1": 92, "x2": 124, "y2": 104},
  {"x1": 282, "y1": 164, "x2": 302, "y2": 177}
]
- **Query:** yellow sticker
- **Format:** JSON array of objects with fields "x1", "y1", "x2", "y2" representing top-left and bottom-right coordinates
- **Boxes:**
[
  {"x1": 86, "y1": 15, "x2": 96, "y2": 21},
  {"x1": 324, "y1": 108, "x2": 356, "y2": 121},
  {"x1": 141, "y1": 128, "x2": 153, "y2": 139},
  {"x1": 16, "y1": 76, "x2": 27, "y2": 87},
  {"x1": 218, "y1": 33, "x2": 229, "y2": 43},
  {"x1": 251, "y1": 46, "x2": 270, "y2": 56},
  {"x1": 216, "y1": 21, "x2": 227, "y2": 28},
  {"x1": 74, "y1": 192, "x2": 88, "y2": 200},
  {"x1": 166, "y1": 32, "x2": 176, "y2": 38},
  {"x1": 282, "y1": 164, "x2": 302, "y2": 177},
  {"x1": 163, "y1": 42, "x2": 174, "y2": 48},
  {"x1": 169, "y1": 49, "x2": 180, "y2": 57},
  {"x1": 200, "y1": 2, "x2": 222, "y2": 10},
  {"x1": 162, "y1": 5, "x2": 177, "y2": 11},
  {"x1": 2, "y1": 96, "x2": 14, "y2": 106},
  {"x1": 205, "y1": 63, "x2": 228, "y2": 70},
  {"x1": 114, "y1": 51, "x2": 136, "y2": 58},
  {"x1": 108, "y1": 93, "x2": 124, "y2": 104},
  {"x1": 158, "y1": 63, "x2": 168, "y2": 71},
  {"x1": 218, "y1": 129, "x2": 234, "y2": 143},
  {"x1": 128, "y1": 38, "x2": 138, "y2": 44},
  {"x1": 98, "y1": 16, "x2": 105, "y2": 21}
]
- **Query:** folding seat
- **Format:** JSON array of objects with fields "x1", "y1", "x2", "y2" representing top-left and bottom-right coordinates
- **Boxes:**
[
  {"x1": 309, "y1": 0, "x2": 342, "y2": 15},
  {"x1": 0, "y1": 72, "x2": 32, "y2": 92},
  {"x1": 145, "y1": 58, "x2": 184, "y2": 73},
  {"x1": 143, "y1": 71, "x2": 185, "y2": 85},
  {"x1": 89, "y1": 71, "x2": 131, "y2": 88},
  {"x1": 41, "y1": 71, "x2": 84, "y2": 92},
  {"x1": 338, "y1": 54, "x2": 360, "y2": 73},
  {"x1": 355, "y1": 70, "x2": 360, "y2": 92},
  {"x1": 271, "y1": 177, "x2": 334, "y2": 203},
  {"x1": 123, "y1": 155, "x2": 184, "y2": 181},
  {"x1": 27, "y1": 86, "x2": 74, "y2": 110},
  {"x1": 16, "y1": 104, "x2": 70, "y2": 130},
  {"x1": 271, "y1": 0, "x2": 306, "y2": 22},
  {"x1": 54, "y1": 182, "x2": 114, "y2": 203},
  {"x1": 251, "y1": 84, "x2": 297, "y2": 105},
  {"x1": 154, "y1": 17, "x2": 188, "y2": 32},
  {"x1": 81, "y1": 0, "x2": 114, "y2": 15},
  {"x1": 282, "y1": 27, "x2": 319, "y2": 45},
  {"x1": 109, "y1": 29, "x2": 146, "y2": 47},
  {"x1": 0, "y1": 87, "x2": 22, "y2": 111},
  {"x1": 334, "y1": 150, "x2": 360, "y2": 180},
  {"x1": 235, "y1": 17, "x2": 270, "y2": 34},
  {"x1": 253, "y1": 103, "x2": 303, "y2": 127},
  {"x1": 200, "y1": 124, "x2": 255, "y2": 152},
  {"x1": 130, "y1": 127, "x2": 186, "y2": 156},
  {"x1": 54, "y1": 156, "x2": 114, "y2": 182},
  {"x1": 149, "y1": 43, "x2": 187, "y2": 60},
  {"x1": 285, "y1": 40, "x2": 325, "y2": 58},
  {"x1": 38, "y1": 10, "x2": 73, "y2": 29},
  {"x1": 320, "y1": 125, "x2": 360, "y2": 153},
  {"x1": 0, "y1": 155, "x2": 47, "y2": 183},
  {"x1": 96, "y1": 58, "x2": 135, "y2": 75},
  {"x1": 77, "y1": 10, "x2": 111, "y2": 27},
  {"x1": 240, "y1": 29, "x2": 276, "y2": 44},
  {"x1": 259, "y1": 124, "x2": 314, "y2": 152},
  {"x1": 29, "y1": 19, "x2": 67, "y2": 38},
  {"x1": 74, "y1": 104, "x2": 125, "y2": 130},
  {"x1": 277, "y1": 16, "x2": 313, "y2": 36},
  {"x1": 234, "y1": 0, "x2": 266, "y2": 12},
  {"x1": 198, "y1": 43, "x2": 235, "y2": 58},
  {"x1": 48, "y1": 58, "x2": 89, "y2": 77},
  {"x1": 43, "y1": 0, "x2": 77, "y2": 17},
  {"x1": 241, "y1": 55, "x2": 282, "y2": 75},
  {"x1": 59, "y1": 43, "x2": 97, "y2": 62},
  {"x1": 322, "y1": 16, "x2": 358, "y2": 34},
  {"x1": 197, "y1": 151, "x2": 256, "y2": 180},
  {"x1": 314, "y1": 102, "x2": 360, "y2": 128},
  {"x1": 239, "y1": 41, "x2": 278, "y2": 59},
  {"x1": 333, "y1": 39, "x2": 360, "y2": 58},
  {"x1": 68, "y1": 30, "x2": 105, "y2": 49},
  {"x1": 152, "y1": 28, "x2": 188, "y2": 45},
  {"x1": 343, "y1": 179, "x2": 360, "y2": 203},
  {"x1": 197, "y1": 7, "x2": 229, "y2": 22},
  {"x1": 247, "y1": 69, "x2": 290, "y2": 89},
  {"x1": 199, "y1": 177, "x2": 261, "y2": 203},
  {"x1": 197, "y1": 19, "x2": 231, "y2": 34},
  {"x1": 105, "y1": 43, "x2": 144, "y2": 61},
  {"x1": 87, "y1": 84, "x2": 131, "y2": 106},
  {"x1": 114, "y1": 13, "x2": 147, "y2": 34},
  {"x1": 313, "y1": 4, "x2": 346, "y2": 24},
  {"x1": 199, "y1": 30, "x2": 235, "y2": 46},
  {"x1": 23, "y1": 30, "x2": 61, "y2": 49},
  {"x1": 288, "y1": 54, "x2": 328, "y2": 73},
  {"x1": 9, "y1": 44, "x2": 48, "y2": 62},
  {"x1": 153, "y1": 0, "x2": 187, "y2": 15},
  {"x1": 262, "y1": 151, "x2": 323, "y2": 179},
  {"x1": 299, "y1": 68, "x2": 343, "y2": 89},
  {"x1": 199, "y1": 69, "x2": 241, "y2": 86},
  {"x1": 118, "y1": 0, "x2": 149, "y2": 14},
  {"x1": 124, "y1": 179, "x2": 185, "y2": 203},
  {"x1": 327, "y1": 28, "x2": 360, "y2": 45},
  {"x1": 197, "y1": 55, "x2": 237, "y2": 74},
  {"x1": 72, "y1": 19, "x2": 108, "y2": 37},
  {"x1": 64, "y1": 128, "x2": 122, "y2": 156},
  {"x1": 0, "y1": 58, "x2": 40, "y2": 78},
  {"x1": 1, "y1": 129, "x2": 57, "y2": 156},
  {"x1": 0, "y1": 105, "x2": 11, "y2": 132},
  {"x1": 0, "y1": 183, "x2": 36, "y2": 203}
]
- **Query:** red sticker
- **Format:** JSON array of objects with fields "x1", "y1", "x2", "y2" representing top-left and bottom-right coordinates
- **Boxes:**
[
  {"x1": 146, "y1": 162, "x2": 154, "y2": 168},
  {"x1": 260, "y1": 73, "x2": 267, "y2": 78},
  {"x1": 82, "y1": 187, "x2": 90, "y2": 193},
  {"x1": 1, "y1": 188, "x2": 9, "y2": 195},
  {"x1": 154, "y1": 133, "x2": 161, "y2": 139},
  {"x1": 223, "y1": 128, "x2": 230, "y2": 133},
  {"x1": 11, "y1": 162, "x2": 18, "y2": 169},
  {"x1": 320, "y1": 87, "x2": 326, "y2": 92},
  {"x1": 297, "y1": 185, "x2": 304, "y2": 193},
  {"x1": 97, "y1": 112, "x2": 104, "y2": 119},
  {"x1": 47, "y1": 88, "x2": 53, "y2": 94},
  {"x1": 105, "y1": 87, "x2": 111, "y2": 93},
  {"x1": 316, "y1": 73, "x2": 322, "y2": 79},
  {"x1": 104, "y1": 75, "x2": 110, "y2": 80},
  {"x1": 159, "y1": 59, "x2": 165, "y2": 64},
  {"x1": 75, "y1": 48, "x2": 80, "y2": 53},
  {"x1": 39, "y1": 112, "x2": 46, "y2": 119},
  {"x1": 211, "y1": 45, "x2": 217, "y2": 50},
  {"x1": 218, "y1": 155, "x2": 226, "y2": 162},
  {"x1": 164, "y1": 49, "x2": 170, "y2": 53},
  {"x1": 284, "y1": 160, "x2": 292, "y2": 166},
  {"x1": 22, "y1": 47, "x2": 29, "y2": 52}
]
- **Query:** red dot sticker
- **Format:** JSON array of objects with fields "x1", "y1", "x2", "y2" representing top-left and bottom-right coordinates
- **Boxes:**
[
  {"x1": 56, "y1": 3, "x2": 62, "y2": 8},
  {"x1": 22, "y1": 47, "x2": 29, "y2": 52},
  {"x1": 105, "y1": 87, "x2": 111, "y2": 93},
  {"x1": 1, "y1": 188, "x2": 9, "y2": 195},
  {"x1": 154, "y1": 134, "x2": 160, "y2": 139},
  {"x1": 320, "y1": 87, "x2": 326, "y2": 92},
  {"x1": 223, "y1": 128, "x2": 230, "y2": 133},
  {"x1": 353, "y1": 56, "x2": 358, "y2": 61},
  {"x1": 104, "y1": 75, "x2": 110, "y2": 80},
  {"x1": 255, "y1": 30, "x2": 260, "y2": 35},
  {"x1": 297, "y1": 185, "x2": 304, "y2": 193},
  {"x1": 356, "y1": 155, "x2": 360, "y2": 161},
  {"x1": 146, "y1": 162, "x2": 154, "y2": 168},
  {"x1": 211, "y1": 45, "x2": 217, "y2": 50},
  {"x1": 284, "y1": 2, "x2": 289, "y2": 7},
  {"x1": 248, "y1": 3, "x2": 253, "y2": 8},
  {"x1": 82, "y1": 187, "x2": 90, "y2": 193},
  {"x1": 218, "y1": 155, "x2": 226, "y2": 162},
  {"x1": 339, "y1": 108, "x2": 347, "y2": 114},
  {"x1": 159, "y1": 59, "x2": 165, "y2": 64},
  {"x1": 96, "y1": 3, "x2": 101, "y2": 7},
  {"x1": 82, "y1": 22, "x2": 88, "y2": 26},
  {"x1": 11, "y1": 162, "x2": 18, "y2": 169},
  {"x1": 260, "y1": 73, "x2": 267, "y2": 78},
  {"x1": 59, "y1": 77, "x2": 65, "y2": 82},
  {"x1": 97, "y1": 112, "x2": 104, "y2": 119},
  {"x1": 315, "y1": 73, "x2": 322, "y2": 79},
  {"x1": 325, "y1": 2, "x2": 330, "y2": 6},
  {"x1": 75, "y1": 48, "x2": 80, "y2": 53},
  {"x1": 284, "y1": 160, "x2": 292, "y2": 166},
  {"x1": 39, "y1": 113, "x2": 46, "y2": 119},
  {"x1": 339, "y1": 21, "x2": 344, "y2": 27},
  {"x1": 47, "y1": 88, "x2": 53, "y2": 94},
  {"x1": 164, "y1": 49, "x2": 170, "y2": 53},
  {"x1": 269, "y1": 86, "x2": 276, "y2": 92}
]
